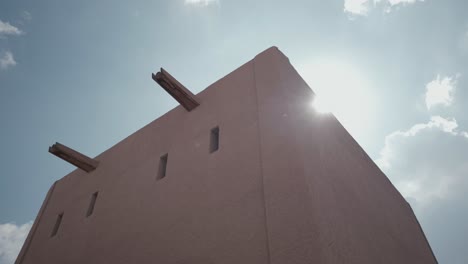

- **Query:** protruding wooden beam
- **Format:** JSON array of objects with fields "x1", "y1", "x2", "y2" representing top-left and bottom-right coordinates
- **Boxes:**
[
  {"x1": 152, "y1": 68, "x2": 200, "y2": 111},
  {"x1": 49, "y1": 142, "x2": 99, "y2": 172}
]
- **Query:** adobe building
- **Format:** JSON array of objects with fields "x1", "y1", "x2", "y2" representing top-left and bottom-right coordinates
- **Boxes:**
[{"x1": 16, "y1": 47, "x2": 437, "y2": 264}]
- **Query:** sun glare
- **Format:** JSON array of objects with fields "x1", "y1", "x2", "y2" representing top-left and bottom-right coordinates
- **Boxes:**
[
  {"x1": 312, "y1": 95, "x2": 332, "y2": 114},
  {"x1": 299, "y1": 59, "x2": 377, "y2": 140}
]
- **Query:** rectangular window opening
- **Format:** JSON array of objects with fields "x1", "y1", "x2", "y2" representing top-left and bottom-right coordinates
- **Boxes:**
[
  {"x1": 86, "y1": 192, "x2": 98, "y2": 217},
  {"x1": 51, "y1": 213, "x2": 63, "y2": 237},
  {"x1": 210, "y1": 126, "x2": 219, "y2": 153},
  {"x1": 157, "y1": 153, "x2": 168, "y2": 180}
]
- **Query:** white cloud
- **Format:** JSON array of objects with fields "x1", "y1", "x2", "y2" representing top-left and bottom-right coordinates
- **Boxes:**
[
  {"x1": 376, "y1": 116, "x2": 468, "y2": 204},
  {"x1": 0, "y1": 20, "x2": 22, "y2": 37},
  {"x1": 462, "y1": 131, "x2": 468, "y2": 139},
  {"x1": 425, "y1": 75, "x2": 457, "y2": 110},
  {"x1": 0, "y1": 51, "x2": 17, "y2": 70},
  {"x1": 184, "y1": 0, "x2": 219, "y2": 6},
  {"x1": 344, "y1": 0, "x2": 372, "y2": 16},
  {"x1": 375, "y1": 116, "x2": 468, "y2": 263},
  {"x1": 0, "y1": 222, "x2": 32, "y2": 264},
  {"x1": 377, "y1": 116, "x2": 456, "y2": 168}
]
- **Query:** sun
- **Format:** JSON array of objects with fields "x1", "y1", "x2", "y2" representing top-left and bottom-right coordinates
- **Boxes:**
[
  {"x1": 312, "y1": 94, "x2": 333, "y2": 114},
  {"x1": 298, "y1": 59, "x2": 377, "y2": 140},
  {"x1": 305, "y1": 60, "x2": 370, "y2": 114}
]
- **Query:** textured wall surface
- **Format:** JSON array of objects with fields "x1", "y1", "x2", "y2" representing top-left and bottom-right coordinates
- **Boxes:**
[{"x1": 16, "y1": 47, "x2": 437, "y2": 264}]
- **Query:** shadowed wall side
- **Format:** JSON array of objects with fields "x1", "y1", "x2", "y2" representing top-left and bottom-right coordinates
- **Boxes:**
[{"x1": 253, "y1": 47, "x2": 437, "y2": 264}]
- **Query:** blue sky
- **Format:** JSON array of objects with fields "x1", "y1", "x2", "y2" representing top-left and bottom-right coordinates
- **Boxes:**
[{"x1": 1, "y1": 0, "x2": 467, "y2": 263}]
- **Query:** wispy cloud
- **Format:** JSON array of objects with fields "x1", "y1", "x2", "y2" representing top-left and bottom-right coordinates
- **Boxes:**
[
  {"x1": 184, "y1": 0, "x2": 219, "y2": 6},
  {"x1": 387, "y1": 0, "x2": 423, "y2": 6},
  {"x1": 425, "y1": 74, "x2": 457, "y2": 110},
  {"x1": 0, "y1": 51, "x2": 17, "y2": 70},
  {"x1": 0, "y1": 20, "x2": 22, "y2": 37},
  {"x1": 344, "y1": 0, "x2": 424, "y2": 16},
  {"x1": 459, "y1": 25, "x2": 468, "y2": 55},
  {"x1": 20, "y1": 11, "x2": 32, "y2": 22},
  {"x1": 0, "y1": 222, "x2": 32, "y2": 264}
]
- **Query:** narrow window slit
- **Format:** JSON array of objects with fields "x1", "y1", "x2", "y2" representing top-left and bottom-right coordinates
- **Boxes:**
[
  {"x1": 51, "y1": 213, "x2": 63, "y2": 237},
  {"x1": 157, "y1": 153, "x2": 168, "y2": 180},
  {"x1": 210, "y1": 126, "x2": 219, "y2": 153},
  {"x1": 86, "y1": 192, "x2": 98, "y2": 217}
]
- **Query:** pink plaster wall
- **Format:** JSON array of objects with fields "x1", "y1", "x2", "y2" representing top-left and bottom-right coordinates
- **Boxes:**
[{"x1": 16, "y1": 47, "x2": 437, "y2": 264}]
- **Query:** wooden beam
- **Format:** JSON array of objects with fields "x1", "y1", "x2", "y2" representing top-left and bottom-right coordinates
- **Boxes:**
[
  {"x1": 152, "y1": 68, "x2": 200, "y2": 111},
  {"x1": 49, "y1": 142, "x2": 99, "y2": 172}
]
